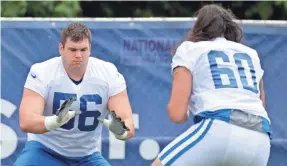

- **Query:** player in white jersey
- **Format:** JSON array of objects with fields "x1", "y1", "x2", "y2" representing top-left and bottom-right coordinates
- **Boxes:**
[
  {"x1": 152, "y1": 4, "x2": 271, "y2": 166},
  {"x1": 14, "y1": 23, "x2": 135, "y2": 166}
]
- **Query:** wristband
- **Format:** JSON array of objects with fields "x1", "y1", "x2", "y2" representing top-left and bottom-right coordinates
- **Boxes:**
[
  {"x1": 114, "y1": 130, "x2": 129, "y2": 140},
  {"x1": 44, "y1": 116, "x2": 60, "y2": 131}
]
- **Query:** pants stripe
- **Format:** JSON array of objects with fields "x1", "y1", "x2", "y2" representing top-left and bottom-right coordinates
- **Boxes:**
[
  {"x1": 159, "y1": 119, "x2": 206, "y2": 162},
  {"x1": 166, "y1": 119, "x2": 214, "y2": 166}
]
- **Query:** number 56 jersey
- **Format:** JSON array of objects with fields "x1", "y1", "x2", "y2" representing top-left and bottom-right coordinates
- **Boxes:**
[
  {"x1": 172, "y1": 37, "x2": 269, "y2": 122},
  {"x1": 24, "y1": 56, "x2": 126, "y2": 157}
]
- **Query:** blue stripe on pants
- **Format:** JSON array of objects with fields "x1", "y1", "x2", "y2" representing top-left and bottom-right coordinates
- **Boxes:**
[
  {"x1": 166, "y1": 119, "x2": 214, "y2": 166},
  {"x1": 159, "y1": 119, "x2": 206, "y2": 161}
]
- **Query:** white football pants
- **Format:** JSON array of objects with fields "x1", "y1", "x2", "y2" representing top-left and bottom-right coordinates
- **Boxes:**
[{"x1": 158, "y1": 119, "x2": 270, "y2": 166}]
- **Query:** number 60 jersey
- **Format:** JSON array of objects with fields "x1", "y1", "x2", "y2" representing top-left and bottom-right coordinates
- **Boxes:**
[
  {"x1": 172, "y1": 37, "x2": 270, "y2": 122},
  {"x1": 24, "y1": 56, "x2": 126, "y2": 157}
]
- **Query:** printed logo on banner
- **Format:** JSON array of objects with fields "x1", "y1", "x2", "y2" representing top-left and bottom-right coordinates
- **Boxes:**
[
  {"x1": 120, "y1": 38, "x2": 181, "y2": 65},
  {"x1": 1, "y1": 99, "x2": 18, "y2": 160}
]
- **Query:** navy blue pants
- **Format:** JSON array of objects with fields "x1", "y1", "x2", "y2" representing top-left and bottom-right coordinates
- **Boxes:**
[{"x1": 14, "y1": 141, "x2": 110, "y2": 166}]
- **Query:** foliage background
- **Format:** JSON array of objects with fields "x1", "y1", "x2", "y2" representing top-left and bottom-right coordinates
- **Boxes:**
[{"x1": 1, "y1": 1, "x2": 287, "y2": 20}]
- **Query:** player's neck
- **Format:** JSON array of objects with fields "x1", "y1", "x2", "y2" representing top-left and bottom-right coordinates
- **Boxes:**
[
  {"x1": 66, "y1": 71, "x2": 85, "y2": 81},
  {"x1": 64, "y1": 66, "x2": 86, "y2": 81}
]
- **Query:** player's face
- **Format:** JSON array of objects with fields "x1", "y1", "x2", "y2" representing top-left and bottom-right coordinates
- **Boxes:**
[{"x1": 59, "y1": 38, "x2": 91, "y2": 72}]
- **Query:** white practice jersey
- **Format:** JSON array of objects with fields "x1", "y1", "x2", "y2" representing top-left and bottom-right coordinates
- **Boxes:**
[
  {"x1": 172, "y1": 37, "x2": 269, "y2": 122},
  {"x1": 24, "y1": 57, "x2": 126, "y2": 157}
]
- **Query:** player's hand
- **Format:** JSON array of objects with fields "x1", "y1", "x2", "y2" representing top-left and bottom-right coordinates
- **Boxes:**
[
  {"x1": 45, "y1": 96, "x2": 81, "y2": 131},
  {"x1": 55, "y1": 96, "x2": 81, "y2": 123},
  {"x1": 98, "y1": 111, "x2": 130, "y2": 140}
]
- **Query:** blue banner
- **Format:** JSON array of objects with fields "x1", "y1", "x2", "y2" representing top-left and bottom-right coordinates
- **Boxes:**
[{"x1": 1, "y1": 20, "x2": 287, "y2": 166}]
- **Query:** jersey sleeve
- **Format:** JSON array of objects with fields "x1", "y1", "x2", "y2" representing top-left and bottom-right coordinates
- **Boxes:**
[
  {"x1": 24, "y1": 64, "x2": 48, "y2": 99},
  {"x1": 106, "y1": 63, "x2": 127, "y2": 97},
  {"x1": 171, "y1": 41, "x2": 198, "y2": 73}
]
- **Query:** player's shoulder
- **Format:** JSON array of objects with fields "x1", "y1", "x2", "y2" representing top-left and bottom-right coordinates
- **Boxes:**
[
  {"x1": 87, "y1": 57, "x2": 121, "y2": 83},
  {"x1": 176, "y1": 41, "x2": 198, "y2": 51},
  {"x1": 226, "y1": 40, "x2": 258, "y2": 54},
  {"x1": 31, "y1": 56, "x2": 61, "y2": 71},
  {"x1": 29, "y1": 57, "x2": 61, "y2": 80},
  {"x1": 88, "y1": 57, "x2": 118, "y2": 73},
  {"x1": 175, "y1": 40, "x2": 213, "y2": 59},
  {"x1": 177, "y1": 40, "x2": 219, "y2": 53},
  {"x1": 175, "y1": 38, "x2": 259, "y2": 66},
  {"x1": 202, "y1": 38, "x2": 258, "y2": 56}
]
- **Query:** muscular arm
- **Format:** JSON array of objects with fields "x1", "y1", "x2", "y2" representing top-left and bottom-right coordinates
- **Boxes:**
[
  {"x1": 108, "y1": 90, "x2": 135, "y2": 139},
  {"x1": 259, "y1": 79, "x2": 265, "y2": 108},
  {"x1": 168, "y1": 66, "x2": 192, "y2": 124},
  {"x1": 19, "y1": 88, "x2": 48, "y2": 134}
]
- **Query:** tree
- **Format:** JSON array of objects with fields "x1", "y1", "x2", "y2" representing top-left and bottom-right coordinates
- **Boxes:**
[
  {"x1": 79, "y1": 1, "x2": 287, "y2": 20},
  {"x1": 1, "y1": 1, "x2": 287, "y2": 20},
  {"x1": 1, "y1": 1, "x2": 82, "y2": 17},
  {"x1": 1, "y1": 1, "x2": 27, "y2": 17},
  {"x1": 245, "y1": 1, "x2": 287, "y2": 20}
]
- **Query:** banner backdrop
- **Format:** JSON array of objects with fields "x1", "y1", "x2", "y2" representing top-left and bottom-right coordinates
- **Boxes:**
[{"x1": 1, "y1": 19, "x2": 287, "y2": 166}]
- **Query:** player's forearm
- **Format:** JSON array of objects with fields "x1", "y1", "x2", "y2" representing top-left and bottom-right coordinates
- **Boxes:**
[
  {"x1": 20, "y1": 111, "x2": 48, "y2": 134},
  {"x1": 124, "y1": 118, "x2": 135, "y2": 139},
  {"x1": 167, "y1": 103, "x2": 188, "y2": 124},
  {"x1": 260, "y1": 92, "x2": 266, "y2": 109},
  {"x1": 259, "y1": 79, "x2": 266, "y2": 109}
]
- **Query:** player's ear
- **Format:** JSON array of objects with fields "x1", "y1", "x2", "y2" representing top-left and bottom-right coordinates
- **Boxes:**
[{"x1": 59, "y1": 43, "x2": 64, "y2": 54}]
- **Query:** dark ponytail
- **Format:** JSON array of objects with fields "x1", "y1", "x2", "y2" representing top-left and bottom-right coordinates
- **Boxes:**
[
  {"x1": 188, "y1": 4, "x2": 243, "y2": 43},
  {"x1": 171, "y1": 4, "x2": 243, "y2": 56}
]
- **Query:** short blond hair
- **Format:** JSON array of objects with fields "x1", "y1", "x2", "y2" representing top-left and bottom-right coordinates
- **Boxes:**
[{"x1": 60, "y1": 23, "x2": 91, "y2": 46}]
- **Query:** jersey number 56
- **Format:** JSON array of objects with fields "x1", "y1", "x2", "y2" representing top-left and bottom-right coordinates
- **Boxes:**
[{"x1": 53, "y1": 92, "x2": 102, "y2": 131}]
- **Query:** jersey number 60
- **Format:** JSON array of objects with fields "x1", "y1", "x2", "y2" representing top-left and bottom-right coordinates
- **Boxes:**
[
  {"x1": 53, "y1": 92, "x2": 102, "y2": 131},
  {"x1": 208, "y1": 50, "x2": 259, "y2": 94}
]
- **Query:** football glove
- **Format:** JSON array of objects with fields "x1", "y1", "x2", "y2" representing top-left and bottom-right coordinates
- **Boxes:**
[
  {"x1": 98, "y1": 111, "x2": 130, "y2": 140},
  {"x1": 45, "y1": 96, "x2": 81, "y2": 131}
]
